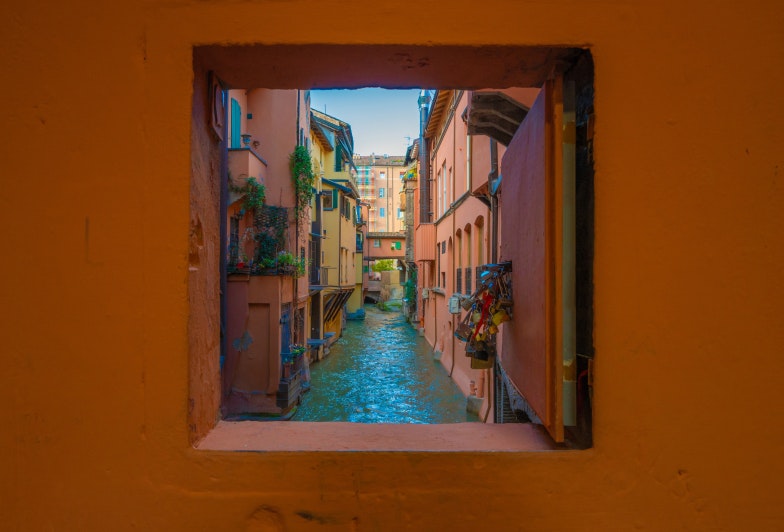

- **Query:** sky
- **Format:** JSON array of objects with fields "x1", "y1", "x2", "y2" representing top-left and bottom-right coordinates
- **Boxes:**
[{"x1": 310, "y1": 88, "x2": 421, "y2": 157}]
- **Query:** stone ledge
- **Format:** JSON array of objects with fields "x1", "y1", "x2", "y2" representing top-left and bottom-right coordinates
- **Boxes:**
[{"x1": 196, "y1": 421, "x2": 558, "y2": 452}]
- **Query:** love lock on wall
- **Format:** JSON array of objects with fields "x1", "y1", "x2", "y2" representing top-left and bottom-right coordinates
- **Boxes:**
[{"x1": 454, "y1": 261, "x2": 513, "y2": 369}]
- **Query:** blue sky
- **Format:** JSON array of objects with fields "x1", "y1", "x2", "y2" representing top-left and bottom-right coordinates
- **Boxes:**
[{"x1": 310, "y1": 88, "x2": 421, "y2": 157}]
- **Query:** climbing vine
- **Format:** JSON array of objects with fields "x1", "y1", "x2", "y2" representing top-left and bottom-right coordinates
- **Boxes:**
[{"x1": 290, "y1": 145, "x2": 315, "y2": 217}]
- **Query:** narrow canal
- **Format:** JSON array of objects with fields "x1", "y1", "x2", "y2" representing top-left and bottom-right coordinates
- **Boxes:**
[{"x1": 295, "y1": 305, "x2": 479, "y2": 423}]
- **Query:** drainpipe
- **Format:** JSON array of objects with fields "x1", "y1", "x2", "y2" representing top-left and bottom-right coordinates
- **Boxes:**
[
  {"x1": 449, "y1": 99, "x2": 457, "y2": 377},
  {"x1": 219, "y1": 85, "x2": 229, "y2": 370},
  {"x1": 487, "y1": 138, "x2": 499, "y2": 423},
  {"x1": 418, "y1": 91, "x2": 431, "y2": 223},
  {"x1": 489, "y1": 139, "x2": 499, "y2": 263}
]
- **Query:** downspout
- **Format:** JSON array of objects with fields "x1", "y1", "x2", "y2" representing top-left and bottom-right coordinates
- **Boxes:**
[
  {"x1": 219, "y1": 87, "x2": 229, "y2": 369},
  {"x1": 486, "y1": 138, "x2": 499, "y2": 423},
  {"x1": 294, "y1": 90, "x2": 301, "y2": 344},
  {"x1": 449, "y1": 97, "x2": 457, "y2": 377},
  {"x1": 418, "y1": 91, "x2": 431, "y2": 223},
  {"x1": 489, "y1": 139, "x2": 499, "y2": 263}
]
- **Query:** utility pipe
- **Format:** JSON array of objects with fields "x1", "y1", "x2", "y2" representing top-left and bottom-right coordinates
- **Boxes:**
[
  {"x1": 489, "y1": 139, "x2": 499, "y2": 263},
  {"x1": 418, "y1": 91, "x2": 431, "y2": 223}
]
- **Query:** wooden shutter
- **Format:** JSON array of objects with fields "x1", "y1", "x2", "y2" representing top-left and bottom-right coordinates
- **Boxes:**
[
  {"x1": 230, "y1": 98, "x2": 241, "y2": 149},
  {"x1": 499, "y1": 74, "x2": 569, "y2": 442}
]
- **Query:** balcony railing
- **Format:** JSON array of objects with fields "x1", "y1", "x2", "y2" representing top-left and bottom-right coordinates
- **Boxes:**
[
  {"x1": 311, "y1": 221, "x2": 322, "y2": 237},
  {"x1": 309, "y1": 265, "x2": 328, "y2": 286}
]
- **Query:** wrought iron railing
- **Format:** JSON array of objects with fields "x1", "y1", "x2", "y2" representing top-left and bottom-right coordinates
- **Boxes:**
[{"x1": 309, "y1": 265, "x2": 328, "y2": 286}]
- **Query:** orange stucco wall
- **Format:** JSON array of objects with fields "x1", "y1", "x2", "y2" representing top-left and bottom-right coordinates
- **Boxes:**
[{"x1": 3, "y1": 1, "x2": 784, "y2": 530}]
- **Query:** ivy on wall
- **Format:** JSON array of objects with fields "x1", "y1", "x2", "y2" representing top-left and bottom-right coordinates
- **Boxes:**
[{"x1": 290, "y1": 145, "x2": 314, "y2": 217}]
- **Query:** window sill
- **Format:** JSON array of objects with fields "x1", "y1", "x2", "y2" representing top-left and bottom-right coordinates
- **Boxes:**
[{"x1": 196, "y1": 421, "x2": 558, "y2": 452}]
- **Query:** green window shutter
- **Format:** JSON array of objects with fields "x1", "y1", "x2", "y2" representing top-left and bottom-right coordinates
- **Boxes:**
[{"x1": 230, "y1": 98, "x2": 241, "y2": 148}]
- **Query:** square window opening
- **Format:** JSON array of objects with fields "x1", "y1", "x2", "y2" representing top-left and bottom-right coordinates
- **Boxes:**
[{"x1": 190, "y1": 45, "x2": 594, "y2": 452}]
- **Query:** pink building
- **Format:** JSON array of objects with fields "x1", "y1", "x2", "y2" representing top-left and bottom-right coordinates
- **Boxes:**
[
  {"x1": 222, "y1": 89, "x2": 311, "y2": 418},
  {"x1": 413, "y1": 54, "x2": 595, "y2": 447},
  {"x1": 415, "y1": 87, "x2": 540, "y2": 421}
]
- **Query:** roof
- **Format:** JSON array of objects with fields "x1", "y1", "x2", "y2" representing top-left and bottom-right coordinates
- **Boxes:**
[
  {"x1": 310, "y1": 119, "x2": 334, "y2": 151},
  {"x1": 404, "y1": 139, "x2": 419, "y2": 165},
  {"x1": 323, "y1": 178, "x2": 359, "y2": 199},
  {"x1": 311, "y1": 109, "x2": 354, "y2": 150},
  {"x1": 353, "y1": 154, "x2": 406, "y2": 167},
  {"x1": 424, "y1": 90, "x2": 453, "y2": 139}
]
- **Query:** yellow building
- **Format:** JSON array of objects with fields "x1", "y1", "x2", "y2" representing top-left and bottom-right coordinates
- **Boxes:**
[{"x1": 310, "y1": 110, "x2": 362, "y2": 341}]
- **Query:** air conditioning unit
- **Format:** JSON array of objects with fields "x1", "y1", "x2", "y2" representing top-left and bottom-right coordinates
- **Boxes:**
[{"x1": 422, "y1": 288, "x2": 429, "y2": 300}]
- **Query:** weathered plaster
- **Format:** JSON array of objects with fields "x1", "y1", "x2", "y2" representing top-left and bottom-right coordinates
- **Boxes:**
[{"x1": 2, "y1": 0, "x2": 783, "y2": 529}]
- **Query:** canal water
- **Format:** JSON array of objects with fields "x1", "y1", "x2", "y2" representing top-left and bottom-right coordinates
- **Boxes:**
[{"x1": 295, "y1": 305, "x2": 479, "y2": 423}]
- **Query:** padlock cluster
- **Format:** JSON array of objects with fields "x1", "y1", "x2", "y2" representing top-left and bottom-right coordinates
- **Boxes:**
[{"x1": 454, "y1": 261, "x2": 513, "y2": 369}]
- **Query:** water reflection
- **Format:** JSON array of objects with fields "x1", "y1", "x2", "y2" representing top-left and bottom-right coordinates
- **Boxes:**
[{"x1": 296, "y1": 305, "x2": 479, "y2": 423}]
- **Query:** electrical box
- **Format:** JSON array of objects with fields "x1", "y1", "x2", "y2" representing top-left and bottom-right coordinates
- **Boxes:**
[{"x1": 448, "y1": 295, "x2": 462, "y2": 314}]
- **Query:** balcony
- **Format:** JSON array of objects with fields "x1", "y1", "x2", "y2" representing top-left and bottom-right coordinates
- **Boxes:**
[
  {"x1": 309, "y1": 265, "x2": 328, "y2": 287},
  {"x1": 415, "y1": 222, "x2": 436, "y2": 262},
  {"x1": 228, "y1": 146, "x2": 268, "y2": 200}
]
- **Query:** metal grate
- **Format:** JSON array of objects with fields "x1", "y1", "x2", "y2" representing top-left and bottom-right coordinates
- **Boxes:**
[
  {"x1": 456, "y1": 267, "x2": 462, "y2": 294},
  {"x1": 228, "y1": 216, "x2": 240, "y2": 267},
  {"x1": 253, "y1": 205, "x2": 289, "y2": 265}
]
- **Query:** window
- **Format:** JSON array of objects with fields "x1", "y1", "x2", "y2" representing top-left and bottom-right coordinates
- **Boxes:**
[
  {"x1": 342, "y1": 197, "x2": 351, "y2": 218},
  {"x1": 373, "y1": 239, "x2": 380, "y2": 248},
  {"x1": 441, "y1": 162, "x2": 447, "y2": 215},
  {"x1": 323, "y1": 189, "x2": 337, "y2": 210},
  {"x1": 394, "y1": 241, "x2": 401, "y2": 250},
  {"x1": 379, "y1": 188, "x2": 385, "y2": 198},
  {"x1": 397, "y1": 208, "x2": 402, "y2": 219},
  {"x1": 192, "y1": 44, "x2": 593, "y2": 451},
  {"x1": 230, "y1": 98, "x2": 241, "y2": 148},
  {"x1": 379, "y1": 207, "x2": 385, "y2": 218}
]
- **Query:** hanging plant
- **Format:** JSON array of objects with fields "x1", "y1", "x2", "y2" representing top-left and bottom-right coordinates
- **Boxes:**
[
  {"x1": 229, "y1": 175, "x2": 266, "y2": 213},
  {"x1": 290, "y1": 145, "x2": 314, "y2": 217},
  {"x1": 242, "y1": 177, "x2": 266, "y2": 212}
]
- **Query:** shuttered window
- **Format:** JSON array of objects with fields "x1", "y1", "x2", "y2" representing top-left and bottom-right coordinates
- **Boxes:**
[{"x1": 230, "y1": 98, "x2": 241, "y2": 149}]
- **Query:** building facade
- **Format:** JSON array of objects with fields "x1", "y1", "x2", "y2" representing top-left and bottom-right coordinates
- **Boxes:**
[{"x1": 354, "y1": 154, "x2": 407, "y2": 234}]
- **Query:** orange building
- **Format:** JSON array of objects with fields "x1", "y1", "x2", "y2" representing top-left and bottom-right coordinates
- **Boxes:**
[{"x1": 2, "y1": 1, "x2": 783, "y2": 530}]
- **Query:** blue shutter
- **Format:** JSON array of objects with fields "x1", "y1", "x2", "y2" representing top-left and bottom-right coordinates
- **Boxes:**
[
  {"x1": 332, "y1": 189, "x2": 338, "y2": 210},
  {"x1": 230, "y1": 98, "x2": 241, "y2": 148}
]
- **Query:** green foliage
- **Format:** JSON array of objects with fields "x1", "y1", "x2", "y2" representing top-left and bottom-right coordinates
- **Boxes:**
[
  {"x1": 290, "y1": 145, "x2": 315, "y2": 216},
  {"x1": 377, "y1": 300, "x2": 402, "y2": 312},
  {"x1": 230, "y1": 176, "x2": 266, "y2": 212},
  {"x1": 260, "y1": 250, "x2": 308, "y2": 277},
  {"x1": 404, "y1": 271, "x2": 417, "y2": 302},
  {"x1": 243, "y1": 177, "x2": 266, "y2": 211},
  {"x1": 371, "y1": 259, "x2": 396, "y2": 272}
]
